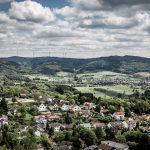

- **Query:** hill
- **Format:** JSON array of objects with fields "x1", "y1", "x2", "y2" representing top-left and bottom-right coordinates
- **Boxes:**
[{"x1": 1, "y1": 55, "x2": 150, "y2": 75}]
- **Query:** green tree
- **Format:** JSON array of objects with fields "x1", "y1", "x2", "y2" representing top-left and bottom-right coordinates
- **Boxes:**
[
  {"x1": 48, "y1": 127, "x2": 54, "y2": 137},
  {"x1": 79, "y1": 128, "x2": 97, "y2": 146},
  {"x1": 125, "y1": 107, "x2": 131, "y2": 117},
  {"x1": 72, "y1": 137, "x2": 83, "y2": 150},
  {"x1": 0, "y1": 97, "x2": 8, "y2": 114},
  {"x1": 41, "y1": 134, "x2": 56, "y2": 150},
  {"x1": 65, "y1": 113, "x2": 72, "y2": 124},
  {"x1": 94, "y1": 127, "x2": 106, "y2": 140},
  {"x1": 137, "y1": 134, "x2": 150, "y2": 150},
  {"x1": 115, "y1": 131, "x2": 126, "y2": 143},
  {"x1": 95, "y1": 105, "x2": 101, "y2": 113}
]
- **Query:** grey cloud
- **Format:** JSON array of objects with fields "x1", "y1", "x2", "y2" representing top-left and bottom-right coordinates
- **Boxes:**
[
  {"x1": 101, "y1": 0, "x2": 150, "y2": 6},
  {"x1": 0, "y1": 0, "x2": 12, "y2": 3},
  {"x1": 80, "y1": 18, "x2": 138, "y2": 29}
]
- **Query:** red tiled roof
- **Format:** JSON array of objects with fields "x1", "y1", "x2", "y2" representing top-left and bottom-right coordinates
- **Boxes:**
[{"x1": 114, "y1": 112, "x2": 124, "y2": 115}]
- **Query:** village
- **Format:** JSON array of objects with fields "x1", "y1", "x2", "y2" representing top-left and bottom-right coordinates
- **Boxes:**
[{"x1": 0, "y1": 90, "x2": 150, "y2": 150}]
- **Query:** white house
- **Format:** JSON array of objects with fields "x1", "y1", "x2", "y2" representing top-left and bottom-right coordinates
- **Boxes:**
[
  {"x1": 49, "y1": 123, "x2": 65, "y2": 132},
  {"x1": 123, "y1": 119, "x2": 137, "y2": 130},
  {"x1": 83, "y1": 102, "x2": 94, "y2": 109},
  {"x1": 79, "y1": 123, "x2": 93, "y2": 129},
  {"x1": 113, "y1": 112, "x2": 125, "y2": 121},
  {"x1": 0, "y1": 115, "x2": 8, "y2": 127},
  {"x1": 49, "y1": 104, "x2": 60, "y2": 111},
  {"x1": 34, "y1": 130, "x2": 42, "y2": 137},
  {"x1": 70, "y1": 105, "x2": 81, "y2": 112},
  {"x1": 47, "y1": 98, "x2": 53, "y2": 103},
  {"x1": 38, "y1": 104, "x2": 47, "y2": 112},
  {"x1": 61, "y1": 104, "x2": 70, "y2": 111}
]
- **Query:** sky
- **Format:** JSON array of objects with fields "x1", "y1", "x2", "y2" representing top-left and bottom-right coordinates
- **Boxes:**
[{"x1": 0, "y1": 0, "x2": 150, "y2": 58}]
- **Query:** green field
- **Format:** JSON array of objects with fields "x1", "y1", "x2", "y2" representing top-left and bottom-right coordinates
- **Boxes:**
[{"x1": 75, "y1": 85, "x2": 142, "y2": 98}]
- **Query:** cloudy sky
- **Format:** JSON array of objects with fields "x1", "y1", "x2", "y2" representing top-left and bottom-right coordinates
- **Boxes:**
[{"x1": 0, "y1": 0, "x2": 150, "y2": 58}]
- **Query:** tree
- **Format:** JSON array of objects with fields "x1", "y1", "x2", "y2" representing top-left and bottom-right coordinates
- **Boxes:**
[
  {"x1": 48, "y1": 127, "x2": 54, "y2": 137},
  {"x1": 115, "y1": 131, "x2": 126, "y2": 143},
  {"x1": 95, "y1": 105, "x2": 101, "y2": 113},
  {"x1": 20, "y1": 129, "x2": 37, "y2": 150},
  {"x1": 79, "y1": 128, "x2": 97, "y2": 146},
  {"x1": 46, "y1": 122, "x2": 50, "y2": 132},
  {"x1": 144, "y1": 89, "x2": 150, "y2": 97},
  {"x1": 65, "y1": 113, "x2": 72, "y2": 124},
  {"x1": 72, "y1": 137, "x2": 84, "y2": 150},
  {"x1": 12, "y1": 97, "x2": 17, "y2": 103},
  {"x1": 53, "y1": 132, "x2": 65, "y2": 143},
  {"x1": 108, "y1": 105, "x2": 116, "y2": 114},
  {"x1": 94, "y1": 127, "x2": 106, "y2": 140},
  {"x1": 0, "y1": 146, "x2": 10, "y2": 150},
  {"x1": 0, "y1": 97, "x2": 8, "y2": 114},
  {"x1": 137, "y1": 134, "x2": 150, "y2": 150},
  {"x1": 29, "y1": 106, "x2": 38, "y2": 116},
  {"x1": 64, "y1": 131, "x2": 72, "y2": 141},
  {"x1": 41, "y1": 134, "x2": 56, "y2": 150},
  {"x1": 125, "y1": 107, "x2": 131, "y2": 117}
]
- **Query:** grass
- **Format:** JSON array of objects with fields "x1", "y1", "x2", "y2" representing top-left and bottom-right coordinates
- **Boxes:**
[
  {"x1": 74, "y1": 85, "x2": 141, "y2": 98},
  {"x1": 74, "y1": 86, "x2": 111, "y2": 98}
]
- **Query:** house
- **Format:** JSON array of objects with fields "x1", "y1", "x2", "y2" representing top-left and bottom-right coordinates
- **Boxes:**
[
  {"x1": 34, "y1": 115, "x2": 47, "y2": 125},
  {"x1": 63, "y1": 124, "x2": 73, "y2": 130},
  {"x1": 52, "y1": 98, "x2": 61, "y2": 104},
  {"x1": 113, "y1": 112, "x2": 125, "y2": 121},
  {"x1": 100, "y1": 108, "x2": 109, "y2": 116},
  {"x1": 141, "y1": 115, "x2": 150, "y2": 122},
  {"x1": 70, "y1": 105, "x2": 81, "y2": 112},
  {"x1": 18, "y1": 126, "x2": 29, "y2": 135},
  {"x1": 47, "y1": 98, "x2": 53, "y2": 103},
  {"x1": 34, "y1": 130, "x2": 42, "y2": 137},
  {"x1": 123, "y1": 119, "x2": 137, "y2": 130},
  {"x1": 107, "y1": 122, "x2": 125, "y2": 130},
  {"x1": 100, "y1": 141, "x2": 129, "y2": 150},
  {"x1": 61, "y1": 104, "x2": 70, "y2": 111},
  {"x1": 49, "y1": 104, "x2": 60, "y2": 111},
  {"x1": 49, "y1": 123, "x2": 65, "y2": 132},
  {"x1": 92, "y1": 122, "x2": 106, "y2": 129},
  {"x1": 0, "y1": 115, "x2": 8, "y2": 127},
  {"x1": 57, "y1": 141, "x2": 73, "y2": 150},
  {"x1": 79, "y1": 123, "x2": 93, "y2": 129},
  {"x1": 19, "y1": 93, "x2": 28, "y2": 98},
  {"x1": 139, "y1": 126, "x2": 150, "y2": 133},
  {"x1": 47, "y1": 114, "x2": 62, "y2": 121},
  {"x1": 38, "y1": 104, "x2": 48, "y2": 112},
  {"x1": 84, "y1": 145, "x2": 100, "y2": 150},
  {"x1": 83, "y1": 102, "x2": 94, "y2": 109},
  {"x1": 81, "y1": 111, "x2": 93, "y2": 118}
]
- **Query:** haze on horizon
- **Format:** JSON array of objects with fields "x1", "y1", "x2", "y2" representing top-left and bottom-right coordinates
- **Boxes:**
[{"x1": 0, "y1": 0, "x2": 150, "y2": 58}]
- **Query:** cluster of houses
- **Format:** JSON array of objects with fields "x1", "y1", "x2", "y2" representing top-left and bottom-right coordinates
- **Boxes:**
[
  {"x1": 0, "y1": 95, "x2": 150, "y2": 150},
  {"x1": 37, "y1": 100, "x2": 95, "y2": 113},
  {"x1": 31, "y1": 97, "x2": 150, "y2": 136}
]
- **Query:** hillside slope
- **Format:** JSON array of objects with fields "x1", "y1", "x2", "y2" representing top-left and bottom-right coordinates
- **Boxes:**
[{"x1": 1, "y1": 55, "x2": 150, "y2": 75}]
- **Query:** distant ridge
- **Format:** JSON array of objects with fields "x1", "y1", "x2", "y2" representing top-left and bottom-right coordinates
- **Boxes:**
[{"x1": 1, "y1": 55, "x2": 150, "y2": 75}]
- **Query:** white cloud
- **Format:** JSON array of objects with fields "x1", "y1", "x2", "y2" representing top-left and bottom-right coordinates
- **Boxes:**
[
  {"x1": 9, "y1": 0, "x2": 55, "y2": 23},
  {"x1": 0, "y1": 0, "x2": 150, "y2": 58},
  {"x1": 54, "y1": 6, "x2": 76, "y2": 17},
  {"x1": 71, "y1": 0, "x2": 102, "y2": 10}
]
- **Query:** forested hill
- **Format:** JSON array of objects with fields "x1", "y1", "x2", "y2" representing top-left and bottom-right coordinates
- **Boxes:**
[{"x1": 0, "y1": 55, "x2": 150, "y2": 75}]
